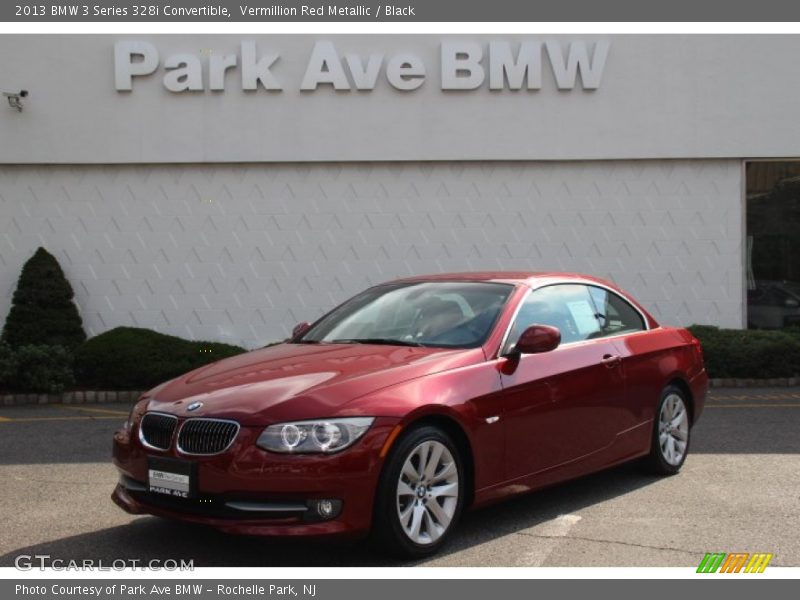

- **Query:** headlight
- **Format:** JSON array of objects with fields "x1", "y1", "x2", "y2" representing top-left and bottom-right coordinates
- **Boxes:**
[{"x1": 256, "y1": 417, "x2": 374, "y2": 454}]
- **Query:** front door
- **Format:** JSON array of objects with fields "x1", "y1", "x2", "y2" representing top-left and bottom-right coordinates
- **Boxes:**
[{"x1": 496, "y1": 284, "x2": 627, "y2": 480}]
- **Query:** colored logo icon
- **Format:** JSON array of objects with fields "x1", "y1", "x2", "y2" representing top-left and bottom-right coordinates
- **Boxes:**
[{"x1": 697, "y1": 553, "x2": 773, "y2": 573}]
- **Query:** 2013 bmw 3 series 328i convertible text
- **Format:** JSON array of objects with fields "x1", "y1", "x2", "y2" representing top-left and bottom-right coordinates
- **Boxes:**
[{"x1": 112, "y1": 272, "x2": 708, "y2": 557}]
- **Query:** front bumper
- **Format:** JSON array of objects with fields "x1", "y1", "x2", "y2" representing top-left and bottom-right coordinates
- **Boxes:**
[{"x1": 112, "y1": 417, "x2": 399, "y2": 538}]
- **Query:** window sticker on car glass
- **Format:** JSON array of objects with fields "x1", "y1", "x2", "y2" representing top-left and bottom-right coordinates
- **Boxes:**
[{"x1": 566, "y1": 300, "x2": 600, "y2": 335}]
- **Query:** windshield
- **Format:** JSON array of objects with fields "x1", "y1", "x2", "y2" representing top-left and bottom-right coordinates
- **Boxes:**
[{"x1": 299, "y1": 281, "x2": 514, "y2": 348}]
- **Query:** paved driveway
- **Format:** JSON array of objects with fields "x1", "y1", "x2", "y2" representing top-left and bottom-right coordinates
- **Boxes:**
[{"x1": 0, "y1": 388, "x2": 798, "y2": 567}]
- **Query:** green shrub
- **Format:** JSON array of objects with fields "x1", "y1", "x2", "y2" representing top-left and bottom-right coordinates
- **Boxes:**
[
  {"x1": 13, "y1": 345, "x2": 75, "y2": 393},
  {"x1": 74, "y1": 327, "x2": 247, "y2": 390},
  {"x1": 1, "y1": 247, "x2": 86, "y2": 348},
  {"x1": 0, "y1": 342, "x2": 17, "y2": 388},
  {"x1": 688, "y1": 325, "x2": 800, "y2": 379}
]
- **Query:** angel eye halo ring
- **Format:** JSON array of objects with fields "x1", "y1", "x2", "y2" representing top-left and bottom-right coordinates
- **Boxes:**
[{"x1": 256, "y1": 417, "x2": 374, "y2": 454}]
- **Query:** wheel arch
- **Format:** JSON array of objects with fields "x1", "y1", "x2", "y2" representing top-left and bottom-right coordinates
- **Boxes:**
[
  {"x1": 665, "y1": 376, "x2": 695, "y2": 424},
  {"x1": 382, "y1": 411, "x2": 476, "y2": 509}
]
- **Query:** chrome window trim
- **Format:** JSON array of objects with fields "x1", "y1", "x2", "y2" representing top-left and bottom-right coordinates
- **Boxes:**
[
  {"x1": 138, "y1": 411, "x2": 178, "y2": 452},
  {"x1": 176, "y1": 417, "x2": 241, "y2": 456},
  {"x1": 495, "y1": 280, "x2": 651, "y2": 358}
]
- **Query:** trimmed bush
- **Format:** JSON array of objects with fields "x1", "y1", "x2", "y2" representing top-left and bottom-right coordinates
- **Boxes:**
[
  {"x1": 74, "y1": 327, "x2": 247, "y2": 390},
  {"x1": 688, "y1": 325, "x2": 800, "y2": 379},
  {"x1": 1, "y1": 247, "x2": 86, "y2": 348},
  {"x1": 0, "y1": 342, "x2": 17, "y2": 388},
  {"x1": 13, "y1": 345, "x2": 75, "y2": 393}
]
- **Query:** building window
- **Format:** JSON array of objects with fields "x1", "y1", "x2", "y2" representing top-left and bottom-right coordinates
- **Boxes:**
[{"x1": 746, "y1": 162, "x2": 800, "y2": 330}]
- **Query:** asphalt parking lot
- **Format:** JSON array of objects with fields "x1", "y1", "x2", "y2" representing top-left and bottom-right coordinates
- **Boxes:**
[{"x1": 0, "y1": 388, "x2": 798, "y2": 568}]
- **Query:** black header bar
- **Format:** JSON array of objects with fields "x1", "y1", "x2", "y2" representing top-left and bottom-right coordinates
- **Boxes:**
[{"x1": 5, "y1": 0, "x2": 800, "y2": 22}]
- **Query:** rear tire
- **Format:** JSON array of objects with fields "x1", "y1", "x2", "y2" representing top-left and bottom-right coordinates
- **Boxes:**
[
  {"x1": 643, "y1": 385, "x2": 691, "y2": 475},
  {"x1": 371, "y1": 425, "x2": 464, "y2": 558}
]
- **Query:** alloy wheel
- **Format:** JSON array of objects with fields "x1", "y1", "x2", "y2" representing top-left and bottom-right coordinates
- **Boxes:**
[
  {"x1": 396, "y1": 440, "x2": 459, "y2": 545},
  {"x1": 658, "y1": 393, "x2": 689, "y2": 466}
]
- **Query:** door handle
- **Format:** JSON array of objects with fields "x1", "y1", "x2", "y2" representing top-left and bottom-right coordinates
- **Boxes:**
[{"x1": 601, "y1": 354, "x2": 622, "y2": 368}]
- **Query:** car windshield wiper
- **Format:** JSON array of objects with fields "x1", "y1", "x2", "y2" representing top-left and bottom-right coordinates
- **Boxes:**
[
  {"x1": 329, "y1": 338, "x2": 428, "y2": 347},
  {"x1": 295, "y1": 339, "x2": 321, "y2": 344}
]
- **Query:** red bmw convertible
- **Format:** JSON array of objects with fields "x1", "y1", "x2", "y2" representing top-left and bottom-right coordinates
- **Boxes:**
[{"x1": 112, "y1": 272, "x2": 707, "y2": 557}]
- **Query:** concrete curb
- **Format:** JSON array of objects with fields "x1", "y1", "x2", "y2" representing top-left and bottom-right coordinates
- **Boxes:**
[{"x1": 1, "y1": 390, "x2": 143, "y2": 406}]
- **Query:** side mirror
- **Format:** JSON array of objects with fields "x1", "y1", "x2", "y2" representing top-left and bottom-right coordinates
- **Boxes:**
[
  {"x1": 512, "y1": 324, "x2": 561, "y2": 355},
  {"x1": 292, "y1": 321, "x2": 312, "y2": 339}
]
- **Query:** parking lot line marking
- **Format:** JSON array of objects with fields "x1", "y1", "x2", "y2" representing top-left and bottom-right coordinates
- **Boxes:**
[
  {"x1": 708, "y1": 394, "x2": 800, "y2": 401},
  {"x1": 705, "y1": 403, "x2": 800, "y2": 408},
  {"x1": 0, "y1": 415, "x2": 124, "y2": 423},
  {"x1": 707, "y1": 396, "x2": 800, "y2": 403},
  {"x1": 707, "y1": 400, "x2": 787, "y2": 404},
  {"x1": 709, "y1": 395, "x2": 800, "y2": 400},
  {"x1": 0, "y1": 404, "x2": 130, "y2": 423},
  {"x1": 56, "y1": 405, "x2": 129, "y2": 416},
  {"x1": 517, "y1": 513, "x2": 583, "y2": 566}
]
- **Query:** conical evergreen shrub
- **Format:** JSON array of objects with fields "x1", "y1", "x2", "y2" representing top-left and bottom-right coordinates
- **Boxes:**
[{"x1": 1, "y1": 247, "x2": 86, "y2": 348}]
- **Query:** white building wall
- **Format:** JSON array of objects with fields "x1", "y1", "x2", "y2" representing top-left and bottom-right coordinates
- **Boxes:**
[
  {"x1": 3, "y1": 35, "x2": 800, "y2": 163},
  {"x1": 0, "y1": 159, "x2": 742, "y2": 348}
]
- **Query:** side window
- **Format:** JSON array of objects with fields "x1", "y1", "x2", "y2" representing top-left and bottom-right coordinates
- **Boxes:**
[
  {"x1": 505, "y1": 284, "x2": 602, "y2": 351},
  {"x1": 586, "y1": 286, "x2": 646, "y2": 337}
]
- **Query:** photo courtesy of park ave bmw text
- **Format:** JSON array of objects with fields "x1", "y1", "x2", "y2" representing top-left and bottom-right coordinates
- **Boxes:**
[{"x1": 1, "y1": 29, "x2": 800, "y2": 576}]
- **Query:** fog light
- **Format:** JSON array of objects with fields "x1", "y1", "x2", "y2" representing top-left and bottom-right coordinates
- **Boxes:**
[{"x1": 311, "y1": 498, "x2": 342, "y2": 520}]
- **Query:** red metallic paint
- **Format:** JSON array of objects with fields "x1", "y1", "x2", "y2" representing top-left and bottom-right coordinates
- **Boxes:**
[
  {"x1": 513, "y1": 324, "x2": 562, "y2": 354},
  {"x1": 112, "y1": 272, "x2": 708, "y2": 539}
]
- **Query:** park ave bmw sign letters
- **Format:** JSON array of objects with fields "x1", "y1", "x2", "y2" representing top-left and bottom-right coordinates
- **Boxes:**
[{"x1": 113, "y1": 40, "x2": 610, "y2": 92}]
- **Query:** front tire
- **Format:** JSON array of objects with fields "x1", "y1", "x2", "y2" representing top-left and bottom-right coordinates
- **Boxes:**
[
  {"x1": 372, "y1": 425, "x2": 464, "y2": 558},
  {"x1": 643, "y1": 385, "x2": 691, "y2": 475}
]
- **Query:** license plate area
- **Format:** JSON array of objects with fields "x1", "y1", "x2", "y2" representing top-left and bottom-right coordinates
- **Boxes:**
[{"x1": 147, "y1": 456, "x2": 196, "y2": 499}]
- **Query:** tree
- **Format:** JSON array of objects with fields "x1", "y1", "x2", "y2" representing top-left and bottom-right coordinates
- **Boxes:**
[{"x1": 1, "y1": 247, "x2": 86, "y2": 348}]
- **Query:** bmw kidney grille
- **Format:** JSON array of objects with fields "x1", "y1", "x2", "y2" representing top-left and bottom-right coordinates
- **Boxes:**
[
  {"x1": 139, "y1": 413, "x2": 178, "y2": 450},
  {"x1": 139, "y1": 413, "x2": 239, "y2": 455},
  {"x1": 177, "y1": 419, "x2": 240, "y2": 455}
]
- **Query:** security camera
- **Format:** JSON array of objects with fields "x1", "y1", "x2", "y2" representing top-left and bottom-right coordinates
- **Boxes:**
[{"x1": 2, "y1": 89, "x2": 28, "y2": 112}]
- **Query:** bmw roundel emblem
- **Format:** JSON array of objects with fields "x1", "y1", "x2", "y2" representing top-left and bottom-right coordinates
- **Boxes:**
[{"x1": 186, "y1": 401, "x2": 203, "y2": 412}]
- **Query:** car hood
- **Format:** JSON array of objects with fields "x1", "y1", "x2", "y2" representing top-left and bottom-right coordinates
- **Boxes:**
[{"x1": 143, "y1": 342, "x2": 483, "y2": 425}]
